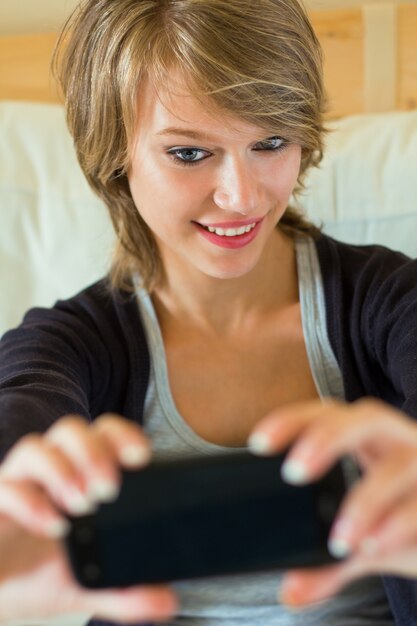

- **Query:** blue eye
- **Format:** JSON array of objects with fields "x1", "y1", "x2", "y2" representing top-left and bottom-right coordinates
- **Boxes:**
[
  {"x1": 168, "y1": 147, "x2": 211, "y2": 166},
  {"x1": 253, "y1": 136, "x2": 287, "y2": 151}
]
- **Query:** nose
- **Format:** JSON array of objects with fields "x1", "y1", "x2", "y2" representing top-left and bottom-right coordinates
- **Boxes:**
[{"x1": 213, "y1": 157, "x2": 262, "y2": 215}]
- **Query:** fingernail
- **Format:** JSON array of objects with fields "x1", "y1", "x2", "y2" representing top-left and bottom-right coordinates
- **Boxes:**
[
  {"x1": 120, "y1": 444, "x2": 151, "y2": 468},
  {"x1": 67, "y1": 489, "x2": 97, "y2": 515},
  {"x1": 45, "y1": 518, "x2": 71, "y2": 538},
  {"x1": 281, "y1": 459, "x2": 309, "y2": 484},
  {"x1": 247, "y1": 432, "x2": 272, "y2": 455},
  {"x1": 328, "y1": 537, "x2": 351, "y2": 558},
  {"x1": 328, "y1": 516, "x2": 354, "y2": 558},
  {"x1": 88, "y1": 479, "x2": 119, "y2": 502}
]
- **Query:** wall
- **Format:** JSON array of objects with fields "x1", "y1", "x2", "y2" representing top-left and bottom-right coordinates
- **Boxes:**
[
  {"x1": 0, "y1": 0, "x2": 416, "y2": 36},
  {"x1": 0, "y1": 0, "x2": 78, "y2": 36}
]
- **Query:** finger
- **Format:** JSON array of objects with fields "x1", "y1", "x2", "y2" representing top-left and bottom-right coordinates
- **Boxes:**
[
  {"x1": 80, "y1": 585, "x2": 178, "y2": 623},
  {"x1": 283, "y1": 399, "x2": 415, "y2": 481},
  {"x1": 279, "y1": 557, "x2": 365, "y2": 607},
  {"x1": 283, "y1": 498, "x2": 417, "y2": 607},
  {"x1": 0, "y1": 480, "x2": 70, "y2": 538},
  {"x1": 46, "y1": 415, "x2": 122, "y2": 504},
  {"x1": 250, "y1": 399, "x2": 355, "y2": 487},
  {"x1": 0, "y1": 433, "x2": 94, "y2": 516},
  {"x1": 93, "y1": 414, "x2": 152, "y2": 469},
  {"x1": 249, "y1": 397, "x2": 414, "y2": 459},
  {"x1": 359, "y1": 496, "x2": 417, "y2": 568},
  {"x1": 329, "y1": 448, "x2": 417, "y2": 557},
  {"x1": 252, "y1": 399, "x2": 415, "y2": 486},
  {"x1": 248, "y1": 398, "x2": 337, "y2": 456}
]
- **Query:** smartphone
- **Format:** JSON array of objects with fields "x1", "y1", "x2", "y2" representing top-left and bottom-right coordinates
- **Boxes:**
[{"x1": 64, "y1": 451, "x2": 348, "y2": 589}]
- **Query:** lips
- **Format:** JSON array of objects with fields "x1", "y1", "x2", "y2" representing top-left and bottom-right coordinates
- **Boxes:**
[{"x1": 194, "y1": 217, "x2": 264, "y2": 249}]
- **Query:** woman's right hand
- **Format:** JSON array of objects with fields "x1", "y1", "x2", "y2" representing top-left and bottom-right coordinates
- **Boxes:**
[{"x1": 0, "y1": 414, "x2": 178, "y2": 623}]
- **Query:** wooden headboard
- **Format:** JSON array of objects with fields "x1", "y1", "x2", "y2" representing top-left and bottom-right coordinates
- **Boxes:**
[{"x1": 1, "y1": 3, "x2": 416, "y2": 118}]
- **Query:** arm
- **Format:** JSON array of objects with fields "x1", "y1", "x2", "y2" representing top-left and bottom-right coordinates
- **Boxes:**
[
  {"x1": 0, "y1": 281, "x2": 136, "y2": 458},
  {"x1": 247, "y1": 241, "x2": 417, "y2": 607}
]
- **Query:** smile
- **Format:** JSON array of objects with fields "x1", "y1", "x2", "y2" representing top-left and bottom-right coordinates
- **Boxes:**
[
  {"x1": 201, "y1": 223, "x2": 257, "y2": 237},
  {"x1": 195, "y1": 218, "x2": 263, "y2": 249}
]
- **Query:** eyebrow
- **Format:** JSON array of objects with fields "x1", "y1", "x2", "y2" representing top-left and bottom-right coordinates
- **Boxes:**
[{"x1": 155, "y1": 127, "x2": 216, "y2": 141}]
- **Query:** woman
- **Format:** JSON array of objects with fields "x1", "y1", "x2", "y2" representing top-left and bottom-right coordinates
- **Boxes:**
[{"x1": 1, "y1": 0, "x2": 417, "y2": 624}]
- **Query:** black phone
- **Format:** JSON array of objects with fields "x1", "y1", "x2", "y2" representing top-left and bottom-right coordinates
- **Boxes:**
[{"x1": 64, "y1": 451, "x2": 347, "y2": 589}]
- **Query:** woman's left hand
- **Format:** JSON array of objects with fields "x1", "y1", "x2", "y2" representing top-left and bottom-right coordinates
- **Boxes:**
[{"x1": 248, "y1": 397, "x2": 417, "y2": 607}]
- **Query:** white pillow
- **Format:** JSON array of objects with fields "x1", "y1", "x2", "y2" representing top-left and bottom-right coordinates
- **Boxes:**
[
  {"x1": 0, "y1": 101, "x2": 114, "y2": 335},
  {"x1": 297, "y1": 110, "x2": 417, "y2": 257}
]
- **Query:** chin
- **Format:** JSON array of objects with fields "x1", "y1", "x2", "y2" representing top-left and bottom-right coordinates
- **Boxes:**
[{"x1": 200, "y1": 258, "x2": 260, "y2": 281}]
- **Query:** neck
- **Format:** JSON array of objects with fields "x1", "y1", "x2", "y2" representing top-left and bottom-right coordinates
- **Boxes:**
[{"x1": 151, "y1": 230, "x2": 298, "y2": 337}]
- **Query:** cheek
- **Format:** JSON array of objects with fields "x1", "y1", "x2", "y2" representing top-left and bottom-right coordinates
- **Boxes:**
[
  {"x1": 128, "y1": 159, "x2": 173, "y2": 220},
  {"x1": 128, "y1": 159, "x2": 207, "y2": 228},
  {"x1": 269, "y1": 149, "x2": 302, "y2": 198}
]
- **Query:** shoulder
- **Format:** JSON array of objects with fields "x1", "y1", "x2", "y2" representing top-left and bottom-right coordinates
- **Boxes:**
[
  {"x1": 314, "y1": 233, "x2": 417, "y2": 299},
  {"x1": 315, "y1": 232, "x2": 413, "y2": 273},
  {"x1": 1, "y1": 277, "x2": 148, "y2": 364},
  {"x1": 312, "y1": 232, "x2": 417, "y2": 350},
  {"x1": 21, "y1": 278, "x2": 142, "y2": 336},
  {"x1": 313, "y1": 233, "x2": 417, "y2": 372},
  {"x1": 51, "y1": 277, "x2": 135, "y2": 317},
  {"x1": 312, "y1": 235, "x2": 417, "y2": 405}
]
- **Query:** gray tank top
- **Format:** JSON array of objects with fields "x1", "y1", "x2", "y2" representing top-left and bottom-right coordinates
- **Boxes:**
[{"x1": 134, "y1": 236, "x2": 393, "y2": 625}]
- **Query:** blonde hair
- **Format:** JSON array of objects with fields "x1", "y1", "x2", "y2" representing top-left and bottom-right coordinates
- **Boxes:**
[{"x1": 53, "y1": 0, "x2": 325, "y2": 292}]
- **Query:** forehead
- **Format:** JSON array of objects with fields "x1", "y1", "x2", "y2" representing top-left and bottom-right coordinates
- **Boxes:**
[{"x1": 135, "y1": 73, "x2": 271, "y2": 143}]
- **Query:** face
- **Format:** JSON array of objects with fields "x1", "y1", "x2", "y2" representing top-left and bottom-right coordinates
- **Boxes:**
[{"x1": 128, "y1": 76, "x2": 302, "y2": 286}]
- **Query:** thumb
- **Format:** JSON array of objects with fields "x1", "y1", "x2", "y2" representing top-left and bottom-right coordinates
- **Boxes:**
[{"x1": 279, "y1": 559, "x2": 364, "y2": 607}]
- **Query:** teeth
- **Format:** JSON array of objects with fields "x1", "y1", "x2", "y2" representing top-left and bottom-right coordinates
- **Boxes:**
[{"x1": 205, "y1": 223, "x2": 256, "y2": 237}]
